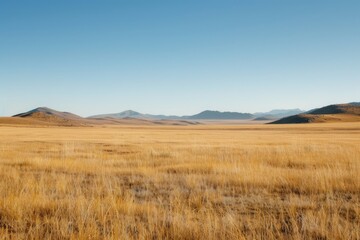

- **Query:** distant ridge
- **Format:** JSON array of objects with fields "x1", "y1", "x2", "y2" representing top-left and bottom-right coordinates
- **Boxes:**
[
  {"x1": 5, "y1": 102, "x2": 360, "y2": 126},
  {"x1": 254, "y1": 109, "x2": 304, "y2": 118},
  {"x1": 90, "y1": 108, "x2": 303, "y2": 120},
  {"x1": 8, "y1": 107, "x2": 199, "y2": 126},
  {"x1": 89, "y1": 110, "x2": 181, "y2": 120},
  {"x1": 90, "y1": 110, "x2": 254, "y2": 120},
  {"x1": 185, "y1": 110, "x2": 253, "y2": 120},
  {"x1": 253, "y1": 116, "x2": 275, "y2": 121},
  {"x1": 271, "y1": 103, "x2": 360, "y2": 124}
]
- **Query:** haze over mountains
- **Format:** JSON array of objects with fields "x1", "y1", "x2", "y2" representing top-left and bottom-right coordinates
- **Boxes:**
[
  {"x1": 0, "y1": 102, "x2": 359, "y2": 126},
  {"x1": 90, "y1": 109, "x2": 303, "y2": 120},
  {"x1": 89, "y1": 110, "x2": 183, "y2": 120},
  {"x1": 253, "y1": 109, "x2": 303, "y2": 118}
]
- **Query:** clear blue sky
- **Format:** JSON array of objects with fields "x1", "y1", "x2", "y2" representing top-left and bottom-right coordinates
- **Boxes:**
[{"x1": 1, "y1": 0, "x2": 359, "y2": 117}]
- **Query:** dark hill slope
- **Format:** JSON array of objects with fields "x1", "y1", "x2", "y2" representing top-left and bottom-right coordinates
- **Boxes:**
[
  {"x1": 271, "y1": 103, "x2": 360, "y2": 124},
  {"x1": 309, "y1": 104, "x2": 360, "y2": 115}
]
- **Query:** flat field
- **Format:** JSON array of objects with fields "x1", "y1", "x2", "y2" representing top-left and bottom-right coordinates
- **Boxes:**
[{"x1": 0, "y1": 123, "x2": 359, "y2": 239}]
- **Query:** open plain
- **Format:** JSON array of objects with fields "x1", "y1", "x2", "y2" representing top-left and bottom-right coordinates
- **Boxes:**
[{"x1": 0, "y1": 122, "x2": 359, "y2": 239}]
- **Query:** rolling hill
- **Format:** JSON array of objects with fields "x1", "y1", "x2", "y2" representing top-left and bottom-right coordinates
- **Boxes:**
[
  {"x1": 12, "y1": 107, "x2": 86, "y2": 126},
  {"x1": 308, "y1": 104, "x2": 360, "y2": 115},
  {"x1": 271, "y1": 103, "x2": 360, "y2": 124}
]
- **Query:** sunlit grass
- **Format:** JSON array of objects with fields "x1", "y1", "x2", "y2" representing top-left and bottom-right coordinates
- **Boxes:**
[{"x1": 0, "y1": 123, "x2": 359, "y2": 239}]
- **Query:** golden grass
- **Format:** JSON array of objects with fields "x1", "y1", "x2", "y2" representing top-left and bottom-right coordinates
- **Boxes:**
[{"x1": 0, "y1": 123, "x2": 359, "y2": 239}]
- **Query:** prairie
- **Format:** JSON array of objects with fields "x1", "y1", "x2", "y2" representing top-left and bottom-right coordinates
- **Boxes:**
[{"x1": 0, "y1": 123, "x2": 359, "y2": 239}]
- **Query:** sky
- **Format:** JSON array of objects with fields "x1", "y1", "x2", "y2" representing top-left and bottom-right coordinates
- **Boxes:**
[{"x1": 1, "y1": 0, "x2": 359, "y2": 117}]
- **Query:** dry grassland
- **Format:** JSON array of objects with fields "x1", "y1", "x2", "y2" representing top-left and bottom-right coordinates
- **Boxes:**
[{"x1": 0, "y1": 123, "x2": 359, "y2": 239}]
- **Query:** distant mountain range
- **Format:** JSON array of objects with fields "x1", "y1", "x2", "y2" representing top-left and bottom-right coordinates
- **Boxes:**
[
  {"x1": 90, "y1": 109, "x2": 303, "y2": 120},
  {"x1": 89, "y1": 110, "x2": 183, "y2": 120},
  {"x1": 4, "y1": 102, "x2": 359, "y2": 126},
  {"x1": 9, "y1": 107, "x2": 200, "y2": 126},
  {"x1": 90, "y1": 110, "x2": 254, "y2": 120}
]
